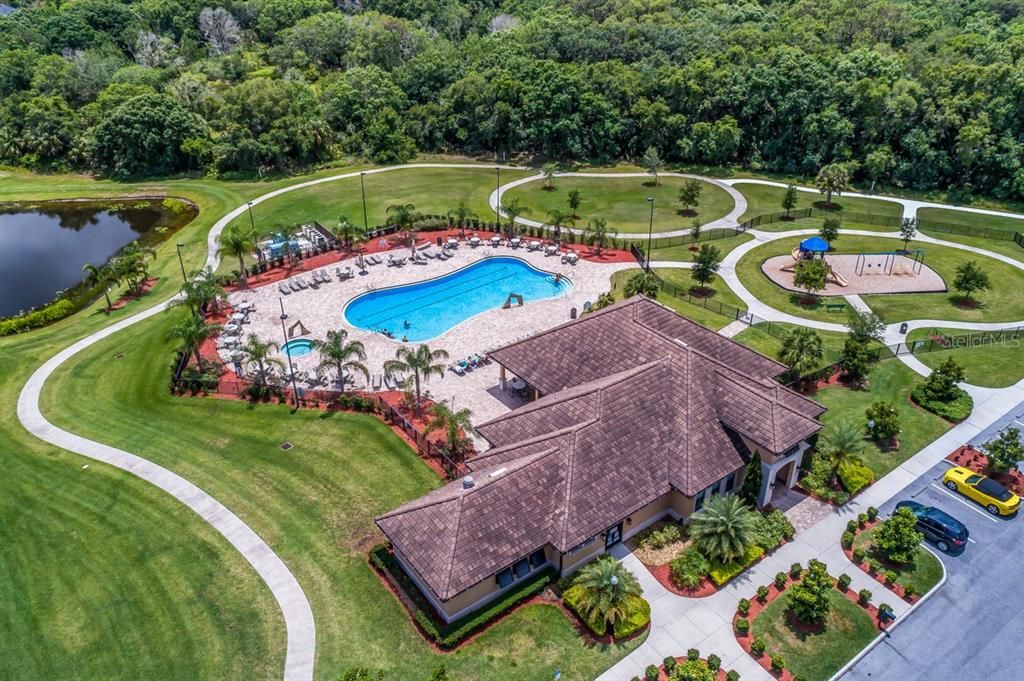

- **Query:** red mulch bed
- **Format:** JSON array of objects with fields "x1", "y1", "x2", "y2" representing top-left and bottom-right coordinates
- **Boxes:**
[
  {"x1": 109, "y1": 277, "x2": 159, "y2": 310},
  {"x1": 842, "y1": 519, "x2": 919, "y2": 604},
  {"x1": 947, "y1": 444, "x2": 1024, "y2": 496},
  {"x1": 656, "y1": 657, "x2": 730, "y2": 680},
  {"x1": 645, "y1": 561, "x2": 718, "y2": 598},
  {"x1": 733, "y1": 574, "x2": 889, "y2": 681}
]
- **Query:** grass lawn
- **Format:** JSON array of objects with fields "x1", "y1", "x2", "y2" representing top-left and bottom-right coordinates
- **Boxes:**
[
  {"x1": 753, "y1": 589, "x2": 878, "y2": 681},
  {"x1": 503, "y1": 174, "x2": 735, "y2": 233},
  {"x1": 733, "y1": 322, "x2": 852, "y2": 368},
  {"x1": 812, "y1": 361, "x2": 952, "y2": 479},
  {"x1": 734, "y1": 183, "x2": 903, "y2": 223},
  {"x1": 905, "y1": 327, "x2": 1024, "y2": 388},
  {"x1": 917, "y1": 229, "x2": 1024, "y2": 264},
  {"x1": 649, "y1": 232, "x2": 753, "y2": 262},
  {"x1": 609, "y1": 269, "x2": 739, "y2": 331},
  {"x1": 736, "y1": 234, "x2": 1024, "y2": 324},
  {"x1": 1, "y1": 164, "x2": 641, "y2": 681},
  {"x1": 852, "y1": 527, "x2": 944, "y2": 596},
  {"x1": 918, "y1": 207, "x2": 1024, "y2": 233}
]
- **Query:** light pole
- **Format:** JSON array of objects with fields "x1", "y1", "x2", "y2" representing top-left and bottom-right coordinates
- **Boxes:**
[
  {"x1": 279, "y1": 298, "x2": 299, "y2": 408},
  {"x1": 494, "y1": 166, "x2": 501, "y2": 230},
  {"x1": 645, "y1": 197, "x2": 654, "y2": 272},
  {"x1": 246, "y1": 201, "x2": 256, "y2": 233},
  {"x1": 175, "y1": 243, "x2": 188, "y2": 283},
  {"x1": 360, "y1": 172, "x2": 369, "y2": 235}
]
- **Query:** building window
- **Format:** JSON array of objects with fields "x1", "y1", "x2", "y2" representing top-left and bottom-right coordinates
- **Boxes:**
[
  {"x1": 694, "y1": 488, "x2": 706, "y2": 511},
  {"x1": 724, "y1": 471, "x2": 737, "y2": 493},
  {"x1": 496, "y1": 568, "x2": 513, "y2": 588},
  {"x1": 529, "y1": 549, "x2": 546, "y2": 568},
  {"x1": 513, "y1": 559, "x2": 530, "y2": 579}
]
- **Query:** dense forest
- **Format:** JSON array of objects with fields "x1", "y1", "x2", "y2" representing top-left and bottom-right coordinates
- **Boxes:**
[{"x1": 1, "y1": 0, "x2": 1023, "y2": 200}]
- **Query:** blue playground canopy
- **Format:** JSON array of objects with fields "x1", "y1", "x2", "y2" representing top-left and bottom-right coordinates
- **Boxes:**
[{"x1": 799, "y1": 237, "x2": 829, "y2": 253}]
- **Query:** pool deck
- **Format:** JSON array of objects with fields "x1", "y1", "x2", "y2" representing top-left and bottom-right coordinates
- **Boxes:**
[{"x1": 223, "y1": 243, "x2": 633, "y2": 425}]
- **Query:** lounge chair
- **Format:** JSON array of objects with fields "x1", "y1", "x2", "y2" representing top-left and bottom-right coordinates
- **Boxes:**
[
  {"x1": 295, "y1": 278, "x2": 308, "y2": 290},
  {"x1": 383, "y1": 374, "x2": 396, "y2": 390},
  {"x1": 289, "y1": 280, "x2": 301, "y2": 292},
  {"x1": 371, "y1": 374, "x2": 382, "y2": 391},
  {"x1": 423, "y1": 250, "x2": 436, "y2": 259},
  {"x1": 449, "y1": 363, "x2": 465, "y2": 376},
  {"x1": 279, "y1": 282, "x2": 292, "y2": 295},
  {"x1": 372, "y1": 255, "x2": 384, "y2": 265},
  {"x1": 307, "y1": 277, "x2": 319, "y2": 289}
]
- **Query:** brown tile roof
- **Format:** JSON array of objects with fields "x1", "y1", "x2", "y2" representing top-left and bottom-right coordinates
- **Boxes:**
[{"x1": 375, "y1": 296, "x2": 825, "y2": 604}]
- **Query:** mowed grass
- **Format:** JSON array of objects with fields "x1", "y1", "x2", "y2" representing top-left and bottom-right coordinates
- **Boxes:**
[
  {"x1": 905, "y1": 327, "x2": 1024, "y2": 388},
  {"x1": 733, "y1": 322, "x2": 852, "y2": 368},
  {"x1": 649, "y1": 232, "x2": 753, "y2": 262},
  {"x1": 736, "y1": 234, "x2": 1024, "y2": 324},
  {"x1": 39, "y1": 308, "x2": 642, "y2": 680},
  {"x1": 917, "y1": 230, "x2": 1024, "y2": 265},
  {"x1": 852, "y1": 527, "x2": 944, "y2": 596},
  {"x1": 609, "y1": 269, "x2": 739, "y2": 331},
  {"x1": 504, "y1": 174, "x2": 735, "y2": 233},
  {"x1": 812, "y1": 361, "x2": 952, "y2": 479},
  {"x1": 752, "y1": 589, "x2": 877, "y2": 681},
  {"x1": 734, "y1": 182, "x2": 903, "y2": 223},
  {"x1": 918, "y1": 207, "x2": 1024, "y2": 232}
]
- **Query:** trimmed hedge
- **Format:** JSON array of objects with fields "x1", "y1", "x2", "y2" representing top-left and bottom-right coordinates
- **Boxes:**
[
  {"x1": 369, "y1": 544, "x2": 553, "y2": 647},
  {"x1": 564, "y1": 585, "x2": 651, "y2": 638},
  {"x1": 0, "y1": 298, "x2": 74, "y2": 336},
  {"x1": 837, "y1": 457, "x2": 875, "y2": 494},
  {"x1": 708, "y1": 545, "x2": 765, "y2": 587},
  {"x1": 911, "y1": 384, "x2": 973, "y2": 422},
  {"x1": 563, "y1": 584, "x2": 608, "y2": 636}
]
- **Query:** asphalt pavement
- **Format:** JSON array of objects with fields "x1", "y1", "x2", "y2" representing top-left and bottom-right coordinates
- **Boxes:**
[{"x1": 842, "y1": 458, "x2": 1022, "y2": 681}]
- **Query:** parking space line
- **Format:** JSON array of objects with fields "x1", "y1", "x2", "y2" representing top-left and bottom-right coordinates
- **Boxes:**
[
  {"x1": 967, "y1": 537, "x2": 977, "y2": 543},
  {"x1": 930, "y1": 484, "x2": 1001, "y2": 524}
]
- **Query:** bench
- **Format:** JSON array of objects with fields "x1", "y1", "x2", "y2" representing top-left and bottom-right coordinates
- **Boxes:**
[{"x1": 825, "y1": 303, "x2": 846, "y2": 312}]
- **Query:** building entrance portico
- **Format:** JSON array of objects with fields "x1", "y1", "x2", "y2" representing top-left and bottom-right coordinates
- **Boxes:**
[{"x1": 757, "y1": 443, "x2": 808, "y2": 507}]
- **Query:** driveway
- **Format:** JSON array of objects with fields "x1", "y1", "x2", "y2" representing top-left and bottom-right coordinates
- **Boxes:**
[{"x1": 842, "y1": 458, "x2": 1023, "y2": 681}]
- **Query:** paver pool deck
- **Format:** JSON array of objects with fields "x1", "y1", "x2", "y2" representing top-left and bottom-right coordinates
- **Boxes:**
[{"x1": 224, "y1": 244, "x2": 633, "y2": 424}]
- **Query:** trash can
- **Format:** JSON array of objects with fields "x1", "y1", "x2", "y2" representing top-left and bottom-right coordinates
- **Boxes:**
[
  {"x1": 570, "y1": 307, "x2": 577, "y2": 320},
  {"x1": 436, "y1": 236, "x2": 443, "y2": 247},
  {"x1": 899, "y1": 322, "x2": 909, "y2": 334}
]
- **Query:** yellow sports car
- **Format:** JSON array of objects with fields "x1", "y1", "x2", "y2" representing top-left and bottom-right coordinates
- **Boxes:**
[{"x1": 943, "y1": 466, "x2": 1021, "y2": 516}]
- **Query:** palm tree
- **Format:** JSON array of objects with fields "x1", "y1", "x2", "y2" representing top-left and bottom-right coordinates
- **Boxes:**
[
  {"x1": 546, "y1": 209, "x2": 575, "y2": 244},
  {"x1": 541, "y1": 162, "x2": 558, "y2": 190},
  {"x1": 688, "y1": 494, "x2": 757, "y2": 563},
  {"x1": 572, "y1": 557, "x2": 643, "y2": 631},
  {"x1": 820, "y1": 420, "x2": 866, "y2": 487},
  {"x1": 423, "y1": 400, "x2": 475, "y2": 460},
  {"x1": 165, "y1": 315, "x2": 222, "y2": 370},
  {"x1": 315, "y1": 329, "x2": 369, "y2": 392},
  {"x1": 447, "y1": 201, "x2": 478, "y2": 238},
  {"x1": 240, "y1": 334, "x2": 285, "y2": 387},
  {"x1": 168, "y1": 267, "x2": 226, "y2": 318},
  {"x1": 332, "y1": 215, "x2": 364, "y2": 251},
  {"x1": 778, "y1": 327, "x2": 825, "y2": 376},
  {"x1": 82, "y1": 262, "x2": 115, "y2": 311},
  {"x1": 114, "y1": 242, "x2": 157, "y2": 292},
  {"x1": 501, "y1": 197, "x2": 530, "y2": 238},
  {"x1": 386, "y1": 202, "x2": 418, "y2": 246},
  {"x1": 623, "y1": 271, "x2": 659, "y2": 298},
  {"x1": 583, "y1": 217, "x2": 617, "y2": 254},
  {"x1": 217, "y1": 226, "x2": 258, "y2": 285},
  {"x1": 383, "y1": 344, "x2": 449, "y2": 406}
]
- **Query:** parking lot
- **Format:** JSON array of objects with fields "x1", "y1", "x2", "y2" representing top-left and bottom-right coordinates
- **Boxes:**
[{"x1": 843, "y1": 454, "x2": 1022, "y2": 681}]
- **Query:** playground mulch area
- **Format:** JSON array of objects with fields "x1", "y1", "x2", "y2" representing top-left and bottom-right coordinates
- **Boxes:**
[{"x1": 761, "y1": 253, "x2": 947, "y2": 296}]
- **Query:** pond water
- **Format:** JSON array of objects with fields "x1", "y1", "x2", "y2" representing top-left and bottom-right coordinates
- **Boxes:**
[{"x1": 0, "y1": 202, "x2": 183, "y2": 317}]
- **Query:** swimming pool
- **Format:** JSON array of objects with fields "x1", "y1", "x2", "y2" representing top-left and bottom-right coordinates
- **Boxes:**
[
  {"x1": 344, "y1": 257, "x2": 571, "y2": 341},
  {"x1": 281, "y1": 338, "x2": 316, "y2": 358}
]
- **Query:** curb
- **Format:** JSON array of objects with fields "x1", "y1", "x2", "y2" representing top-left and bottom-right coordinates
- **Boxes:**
[{"x1": 828, "y1": 543, "x2": 948, "y2": 681}]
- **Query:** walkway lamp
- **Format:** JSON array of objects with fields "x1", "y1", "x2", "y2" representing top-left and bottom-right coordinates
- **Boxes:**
[
  {"x1": 279, "y1": 297, "x2": 300, "y2": 408},
  {"x1": 495, "y1": 166, "x2": 501, "y2": 230},
  {"x1": 646, "y1": 197, "x2": 654, "y2": 272},
  {"x1": 360, "y1": 172, "x2": 369, "y2": 235},
  {"x1": 246, "y1": 201, "x2": 257, "y2": 233},
  {"x1": 175, "y1": 243, "x2": 188, "y2": 283}
]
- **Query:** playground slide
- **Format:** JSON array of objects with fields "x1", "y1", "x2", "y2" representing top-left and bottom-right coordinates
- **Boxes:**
[{"x1": 830, "y1": 270, "x2": 849, "y2": 287}]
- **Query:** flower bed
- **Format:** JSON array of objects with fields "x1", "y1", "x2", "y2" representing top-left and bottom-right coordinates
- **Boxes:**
[
  {"x1": 947, "y1": 444, "x2": 1024, "y2": 496},
  {"x1": 647, "y1": 653, "x2": 737, "y2": 681},
  {"x1": 843, "y1": 517, "x2": 943, "y2": 603},
  {"x1": 733, "y1": 570, "x2": 886, "y2": 681}
]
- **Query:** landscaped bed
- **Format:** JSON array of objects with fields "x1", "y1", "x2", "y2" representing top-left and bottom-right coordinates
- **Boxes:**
[
  {"x1": 905, "y1": 327, "x2": 1024, "y2": 389},
  {"x1": 948, "y1": 444, "x2": 1024, "y2": 496},
  {"x1": 650, "y1": 651, "x2": 740, "y2": 681},
  {"x1": 844, "y1": 520, "x2": 943, "y2": 602},
  {"x1": 734, "y1": 565, "x2": 885, "y2": 681}
]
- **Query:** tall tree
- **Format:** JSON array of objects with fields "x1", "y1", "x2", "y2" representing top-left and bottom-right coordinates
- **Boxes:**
[
  {"x1": 546, "y1": 209, "x2": 575, "y2": 243},
  {"x1": 690, "y1": 243, "x2": 722, "y2": 290},
  {"x1": 819, "y1": 217, "x2": 840, "y2": 247},
  {"x1": 793, "y1": 258, "x2": 829, "y2": 298},
  {"x1": 217, "y1": 226, "x2": 258, "y2": 285},
  {"x1": 815, "y1": 163, "x2": 851, "y2": 206},
  {"x1": 567, "y1": 188, "x2": 582, "y2": 218},
  {"x1": 875, "y1": 507, "x2": 924, "y2": 564},
  {"x1": 677, "y1": 178, "x2": 702, "y2": 215},
  {"x1": 423, "y1": 400, "x2": 475, "y2": 460},
  {"x1": 501, "y1": 197, "x2": 529, "y2": 238},
  {"x1": 739, "y1": 452, "x2": 763, "y2": 506},
  {"x1": 541, "y1": 162, "x2": 558, "y2": 190},
  {"x1": 983, "y1": 427, "x2": 1024, "y2": 474},
  {"x1": 166, "y1": 314, "x2": 221, "y2": 370},
  {"x1": 583, "y1": 217, "x2": 616, "y2": 254},
  {"x1": 82, "y1": 262, "x2": 115, "y2": 311},
  {"x1": 788, "y1": 559, "x2": 832, "y2": 624},
  {"x1": 779, "y1": 327, "x2": 824, "y2": 375},
  {"x1": 899, "y1": 219, "x2": 917, "y2": 250},
  {"x1": 384, "y1": 344, "x2": 449, "y2": 405},
  {"x1": 641, "y1": 146, "x2": 663, "y2": 185},
  {"x1": 386, "y1": 202, "x2": 418, "y2": 246},
  {"x1": 846, "y1": 308, "x2": 886, "y2": 345},
  {"x1": 239, "y1": 334, "x2": 285, "y2": 387},
  {"x1": 953, "y1": 261, "x2": 990, "y2": 303},
  {"x1": 447, "y1": 201, "x2": 477, "y2": 232},
  {"x1": 781, "y1": 184, "x2": 798, "y2": 217},
  {"x1": 315, "y1": 329, "x2": 369, "y2": 392}
]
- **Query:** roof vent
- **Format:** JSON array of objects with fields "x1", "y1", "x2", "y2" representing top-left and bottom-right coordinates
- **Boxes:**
[
  {"x1": 673, "y1": 338, "x2": 689, "y2": 348},
  {"x1": 488, "y1": 467, "x2": 508, "y2": 478},
  {"x1": 462, "y1": 475, "x2": 475, "y2": 489}
]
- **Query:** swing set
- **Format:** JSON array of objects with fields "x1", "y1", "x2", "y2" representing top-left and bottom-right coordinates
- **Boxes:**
[{"x1": 854, "y1": 249, "x2": 925, "y2": 276}]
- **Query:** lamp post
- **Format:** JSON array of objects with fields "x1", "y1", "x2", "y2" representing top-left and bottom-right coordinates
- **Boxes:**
[
  {"x1": 246, "y1": 201, "x2": 256, "y2": 233},
  {"x1": 279, "y1": 297, "x2": 299, "y2": 408},
  {"x1": 175, "y1": 242, "x2": 188, "y2": 283},
  {"x1": 360, "y1": 172, "x2": 369, "y2": 235},
  {"x1": 645, "y1": 197, "x2": 654, "y2": 272},
  {"x1": 494, "y1": 166, "x2": 501, "y2": 230}
]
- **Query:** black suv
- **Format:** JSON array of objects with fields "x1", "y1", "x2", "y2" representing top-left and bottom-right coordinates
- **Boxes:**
[{"x1": 895, "y1": 500, "x2": 969, "y2": 553}]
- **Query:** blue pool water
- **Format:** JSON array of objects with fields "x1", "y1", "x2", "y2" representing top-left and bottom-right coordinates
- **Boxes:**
[
  {"x1": 344, "y1": 257, "x2": 571, "y2": 341},
  {"x1": 281, "y1": 338, "x2": 315, "y2": 358}
]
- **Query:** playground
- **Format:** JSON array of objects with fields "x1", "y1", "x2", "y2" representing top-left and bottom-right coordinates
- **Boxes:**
[{"x1": 761, "y1": 237, "x2": 947, "y2": 296}]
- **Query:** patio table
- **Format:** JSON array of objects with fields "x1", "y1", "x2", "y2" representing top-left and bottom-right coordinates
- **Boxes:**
[
  {"x1": 509, "y1": 378, "x2": 527, "y2": 391},
  {"x1": 469, "y1": 236, "x2": 481, "y2": 246},
  {"x1": 229, "y1": 312, "x2": 246, "y2": 322},
  {"x1": 447, "y1": 238, "x2": 459, "y2": 247},
  {"x1": 490, "y1": 236, "x2": 501, "y2": 246},
  {"x1": 529, "y1": 240, "x2": 541, "y2": 250},
  {"x1": 545, "y1": 244, "x2": 558, "y2": 255},
  {"x1": 223, "y1": 322, "x2": 241, "y2": 333},
  {"x1": 510, "y1": 238, "x2": 521, "y2": 247}
]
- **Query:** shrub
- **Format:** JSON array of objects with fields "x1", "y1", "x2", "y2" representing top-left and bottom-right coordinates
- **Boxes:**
[
  {"x1": 707, "y1": 545, "x2": 765, "y2": 586},
  {"x1": 847, "y1": 519, "x2": 858, "y2": 533},
  {"x1": 867, "y1": 559, "x2": 880, "y2": 573},
  {"x1": 645, "y1": 665, "x2": 659, "y2": 681},
  {"x1": 876, "y1": 507, "x2": 925, "y2": 564},
  {"x1": 737, "y1": 598, "x2": 751, "y2": 615},
  {"x1": 838, "y1": 573, "x2": 852, "y2": 590},
  {"x1": 637, "y1": 523, "x2": 683, "y2": 550},
  {"x1": 689, "y1": 494, "x2": 758, "y2": 563},
  {"x1": 670, "y1": 547, "x2": 710, "y2": 589},
  {"x1": 735, "y1": 617, "x2": 750, "y2": 634},
  {"x1": 866, "y1": 400, "x2": 901, "y2": 443},
  {"x1": 903, "y1": 583, "x2": 917, "y2": 599},
  {"x1": 770, "y1": 654, "x2": 785, "y2": 672},
  {"x1": 0, "y1": 298, "x2": 76, "y2": 336},
  {"x1": 858, "y1": 512, "x2": 868, "y2": 527},
  {"x1": 775, "y1": 572, "x2": 788, "y2": 588},
  {"x1": 613, "y1": 595, "x2": 651, "y2": 638},
  {"x1": 756, "y1": 585, "x2": 770, "y2": 602},
  {"x1": 563, "y1": 584, "x2": 606, "y2": 636},
  {"x1": 788, "y1": 559, "x2": 833, "y2": 624},
  {"x1": 885, "y1": 570, "x2": 897, "y2": 585},
  {"x1": 841, "y1": 531, "x2": 855, "y2": 548},
  {"x1": 867, "y1": 506, "x2": 879, "y2": 521},
  {"x1": 726, "y1": 671, "x2": 740, "y2": 681},
  {"x1": 663, "y1": 656, "x2": 677, "y2": 675},
  {"x1": 838, "y1": 458, "x2": 876, "y2": 494},
  {"x1": 673, "y1": 660, "x2": 715, "y2": 681},
  {"x1": 751, "y1": 509, "x2": 796, "y2": 550},
  {"x1": 852, "y1": 547, "x2": 866, "y2": 563},
  {"x1": 707, "y1": 654, "x2": 721, "y2": 671},
  {"x1": 912, "y1": 382, "x2": 973, "y2": 421},
  {"x1": 859, "y1": 588, "x2": 872, "y2": 606},
  {"x1": 687, "y1": 648, "x2": 699, "y2": 661},
  {"x1": 790, "y1": 562, "x2": 803, "y2": 578},
  {"x1": 751, "y1": 637, "x2": 766, "y2": 655}
]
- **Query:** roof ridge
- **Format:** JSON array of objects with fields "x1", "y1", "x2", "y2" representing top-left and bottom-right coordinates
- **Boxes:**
[
  {"x1": 558, "y1": 430, "x2": 581, "y2": 550},
  {"x1": 441, "y1": 489, "x2": 467, "y2": 599},
  {"x1": 487, "y1": 296, "x2": 641, "y2": 355},
  {"x1": 470, "y1": 422, "x2": 593, "y2": 467}
]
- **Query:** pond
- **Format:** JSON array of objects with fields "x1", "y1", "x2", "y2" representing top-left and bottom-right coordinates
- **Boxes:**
[{"x1": 0, "y1": 200, "x2": 195, "y2": 318}]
